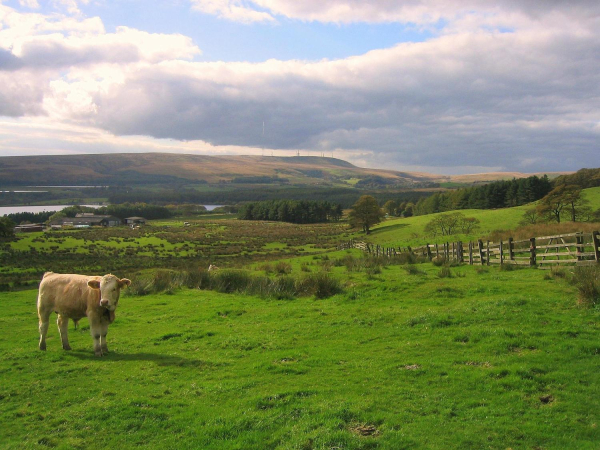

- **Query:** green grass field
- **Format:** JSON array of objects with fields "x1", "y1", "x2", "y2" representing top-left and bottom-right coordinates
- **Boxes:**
[
  {"x1": 367, "y1": 187, "x2": 600, "y2": 248},
  {"x1": 1, "y1": 187, "x2": 599, "y2": 448},
  {"x1": 1, "y1": 258, "x2": 598, "y2": 449}
]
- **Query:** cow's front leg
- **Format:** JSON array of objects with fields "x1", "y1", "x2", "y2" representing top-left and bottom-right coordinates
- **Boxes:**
[
  {"x1": 90, "y1": 322, "x2": 103, "y2": 356},
  {"x1": 57, "y1": 314, "x2": 71, "y2": 350},
  {"x1": 100, "y1": 323, "x2": 109, "y2": 354}
]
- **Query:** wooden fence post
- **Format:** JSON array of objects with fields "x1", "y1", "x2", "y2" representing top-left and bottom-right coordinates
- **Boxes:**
[
  {"x1": 529, "y1": 237, "x2": 536, "y2": 267},
  {"x1": 499, "y1": 240, "x2": 504, "y2": 265},
  {"x1": 508, "y1": 237, "x2": 514, "y2": 262},
  {"x1": 468, "y1": 242, "x2": 473, "y2": 265},
  {"x1": 426, "y1": 245, "x2": 432, "y2": 261},
  {"x1": 458, "y1": 241, "x2": 464, "y2": 263},
  {"x1": 576, "y1": 233, "x2": 583, "y2": 261},
  {"x1": 486, "y1": 241, "x2": 490, "y2": 266},
  {"x1": 593, "y1": 231, "x2": 600, "y2": 262},
  {"x1": 478, "y1": 240, "x2": 485, "y2": 265}
]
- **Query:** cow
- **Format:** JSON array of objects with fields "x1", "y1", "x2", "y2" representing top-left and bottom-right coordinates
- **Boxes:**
[{"x1": 37, "y1": 272, "x2": 131, "y2": 356}]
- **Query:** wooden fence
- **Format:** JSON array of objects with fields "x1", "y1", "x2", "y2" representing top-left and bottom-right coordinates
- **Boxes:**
[{"x1": 339, "y1": 231, "x2": 600, "y2": 267}]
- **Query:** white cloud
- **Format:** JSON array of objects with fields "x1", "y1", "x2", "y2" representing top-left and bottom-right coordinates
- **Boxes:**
[
  {"x1": 190, "y1": 0, "x2": 600, "y2": 29},
  {"x1": 0, "y1": 1, "x2": 599, "y2": 172},
  {"x1": 0, "y1": 4, "x2": 200, "y2": 121},
  {"x1": 190, "y1": 0, "x2": 275, "y2": 23},
  {"x1": 18, "y1": 0, "x2": 40, "y2": 9}
]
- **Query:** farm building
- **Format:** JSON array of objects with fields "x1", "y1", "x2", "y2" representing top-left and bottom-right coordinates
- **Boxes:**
[
  {"x1": 14, "y1": 224, "x2": 45, "y2": 233},
  {"x1": 125, "y1": 217, "x2": 147, "y2": 225},
  {"x1": 50, "y1": 215, "x2": 121, "y2": 229}
]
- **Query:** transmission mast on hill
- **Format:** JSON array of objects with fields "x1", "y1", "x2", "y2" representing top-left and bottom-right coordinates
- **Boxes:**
[{"x1": 261, "y1": 121, "x2": 265, "y2": 157}]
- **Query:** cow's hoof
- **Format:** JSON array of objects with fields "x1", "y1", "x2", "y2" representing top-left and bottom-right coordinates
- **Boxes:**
[
  {"x1": 63, "y1": 345, "x2": 72, "y2": 351},
  {"x1": 39, "y1": 344, "x2": 46, "y2": 351},
  {"x1": 95, "y1": 351, "x2": 103, "y2": 357}
]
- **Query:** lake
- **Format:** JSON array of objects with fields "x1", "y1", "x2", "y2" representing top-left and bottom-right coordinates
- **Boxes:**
[{"x1": 0, "y1": 204, "x2": 225, "y2": 216}]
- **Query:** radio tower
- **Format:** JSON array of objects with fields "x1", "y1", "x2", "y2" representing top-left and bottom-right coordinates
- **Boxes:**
[{"x1": 261, "y1": 121, "x2": 265, "y2": 157}]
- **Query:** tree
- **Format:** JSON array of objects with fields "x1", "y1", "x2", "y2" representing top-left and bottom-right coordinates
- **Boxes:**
[
  {"x1": 330, "y1": 204, "x2": 343, "y2": 222},
  {"x1": 348, "y1": 195, "x2": 385, "y2": 234},
  {"x1": 562, "y1": 185, "x2": 588, "y2": 222},
  {"x1": 520, "y1": 208, "x2": 540, "y2": 226},
  {"x1": 424, "y1": 212, "x2": 479, "y2": 237},
  {"x1": 537, "y1": 184, "x2": 583, "y2": 223},
  {"x1": 459, "y1": 216, "x2": 480, "y2": 234},
  {"x1": 0, "y1": 217, "x2": 15, "y2": 237},
  {"x1": 383, "y1": 200, "x2": 398, "y2": 216}
]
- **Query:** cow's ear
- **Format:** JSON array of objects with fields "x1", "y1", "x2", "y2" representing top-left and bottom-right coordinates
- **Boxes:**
[
  {"x1": 88, "y1": 280, "x2": 101, "y2": 289},
  {"x1": 119, "y1": 278, "x2": 132, "y2": 288}
]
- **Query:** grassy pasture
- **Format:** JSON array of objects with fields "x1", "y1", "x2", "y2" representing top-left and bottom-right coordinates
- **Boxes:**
[
  {"x1": 368, "y1": 187, "x2": 600, "y2": 248},
  {"x1": 1, "y1": 220, "x2": 351, "y2": 286},
  {"x1": 1, "y1": 260, "x2": 598, "y2": 449}
]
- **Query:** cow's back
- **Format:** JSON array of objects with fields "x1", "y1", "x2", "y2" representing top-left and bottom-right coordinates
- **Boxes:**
[{"x1": 38, "y1": 273, "x2": 99, "y2": 320}]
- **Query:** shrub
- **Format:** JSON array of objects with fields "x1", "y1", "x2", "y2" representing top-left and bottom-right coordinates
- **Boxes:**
[
  {"x1": 499, "y1": 263, "x2": 515, "y2": 272},
  {"x1": 296, "y1": 272, "x2": 343, "y2": 299},
  {"x1": 259, "y1": 263, "x2": 274, "y2": 275},
  {"x1": 432, "y1": 256, "x2": 446, "y2": 267},
  {"x1": 404, "y1": 265, "x2": 426, "y2": 276},
  {"x1": 570, "y1": 265, "x2": 600, "y2": 306},
  {"x1": 365, "y1": 265, "x2": 382, "y2": 279},
  {"x1": 183, "y1": 267, "x2": 210, "y2": 289},
  {"x1": 268, "y1": 276, "x2": 297, "y2": 299},
  {"x1": 550, "y1": 265, "x2": 568, "y2": 279},
  {"x1": 208, "y1": 270, "x2": 250, "y2": 294},
  {"x1": 152, "y1": 270, "x2": 176, "y2": 292},
  {"x1": 320, "y1": 260, "x2": 333, "y2": 272},
  {"x1": 395, "y1": 252, "x2": 417, "y2": 265},
  {"x1": 274, "y1": 261, "x2": 292, "y2": 275},
  {"x1": 437, "y1": 267, "x2": 453, "y2": 278}
]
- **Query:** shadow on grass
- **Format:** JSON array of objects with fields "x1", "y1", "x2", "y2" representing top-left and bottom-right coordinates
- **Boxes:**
[
  {"x1": 370, "y1": 223, "x2": 409, "y2": 235},
  {"x1": 67, "y1": 350, "x2": 215, "y2": 368}
]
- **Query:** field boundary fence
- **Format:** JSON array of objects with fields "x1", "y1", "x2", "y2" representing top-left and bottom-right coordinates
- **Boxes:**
[{"x1": 338, "y1": 231, "x2": 600, "y2": 268}]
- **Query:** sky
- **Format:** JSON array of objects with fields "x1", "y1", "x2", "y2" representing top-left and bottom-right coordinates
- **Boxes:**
[{"x1": 0, "y1": 1, "x2": 599, "y2": 175}]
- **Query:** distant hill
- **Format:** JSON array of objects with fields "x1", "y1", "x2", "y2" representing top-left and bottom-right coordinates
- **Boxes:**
[{"x1": 0, "y1": 153, "x2": 569, "y2": 187}]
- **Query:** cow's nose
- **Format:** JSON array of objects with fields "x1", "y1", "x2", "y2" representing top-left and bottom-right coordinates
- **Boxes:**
[{"x1": 100, "y1": 299, "x2": 109, "y2": 307}]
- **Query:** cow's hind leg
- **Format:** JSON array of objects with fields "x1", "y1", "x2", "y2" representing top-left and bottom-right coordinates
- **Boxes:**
[
  {"x1": 38, "y1": 300, "x2": 50, "y2": 351},
  {"x1": 57, "y1": 314, "x2": 71, "y2": 350},
  {"x1": 38, "y1": 313, "x2": 50, "y2": 351}
]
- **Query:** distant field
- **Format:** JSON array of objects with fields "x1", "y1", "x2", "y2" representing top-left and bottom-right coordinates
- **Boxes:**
[
  {"x1": 367, "y1": 187, "x2": 600, "y2": 248},
  {"x1": 1, "y1": 257, "x2": 598, "y2": 448},
  {"x1": 0, "y1": 220, "x2": 351, "y2": 287}
]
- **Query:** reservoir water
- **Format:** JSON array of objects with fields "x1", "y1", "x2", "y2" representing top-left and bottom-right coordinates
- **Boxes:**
[{"x1": 0, "y1": 204, "x2": 224, "y2": 216}]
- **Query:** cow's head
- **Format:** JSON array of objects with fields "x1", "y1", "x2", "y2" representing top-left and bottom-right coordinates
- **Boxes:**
[{"x1": 88, "y1": 274, "x2": 131, "y2": 311}]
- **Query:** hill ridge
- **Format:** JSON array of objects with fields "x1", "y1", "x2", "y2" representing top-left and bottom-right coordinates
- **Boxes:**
[{"x1": 0, "y1": 152, "x2": 569, "y2": 187}]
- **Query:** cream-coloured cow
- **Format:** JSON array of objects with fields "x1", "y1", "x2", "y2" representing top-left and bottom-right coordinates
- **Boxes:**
[{"x1": 37, "y1": 272, "x2": 131, "y2": 356}]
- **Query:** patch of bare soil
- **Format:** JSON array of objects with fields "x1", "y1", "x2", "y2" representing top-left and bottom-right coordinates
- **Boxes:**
[{"x1": 350, "y1": 424, "x2": 380, "y2": 437}]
